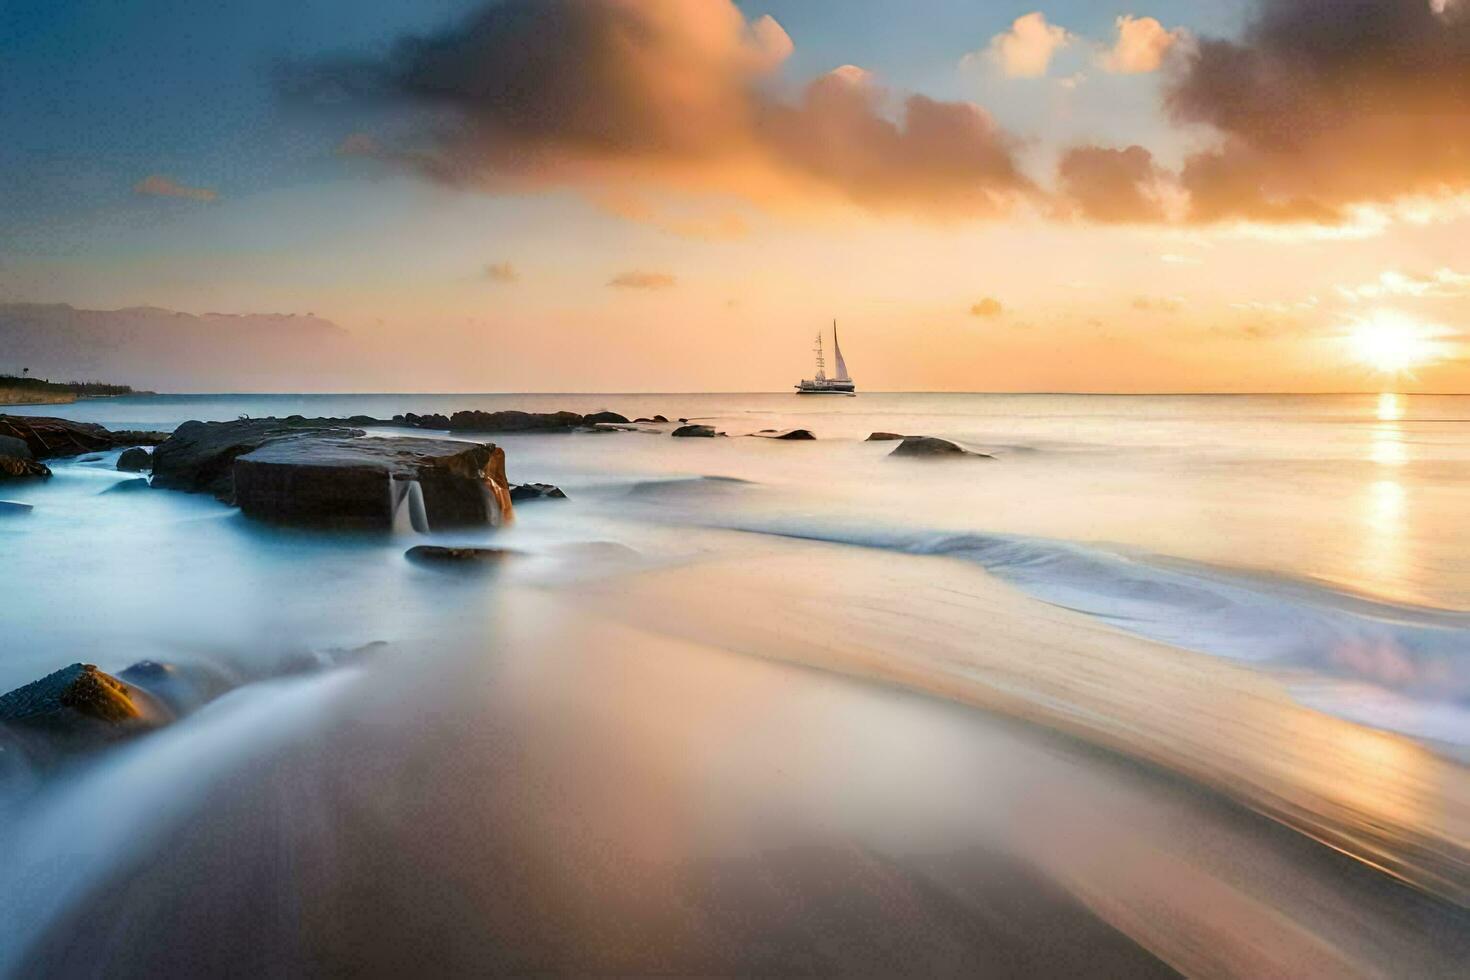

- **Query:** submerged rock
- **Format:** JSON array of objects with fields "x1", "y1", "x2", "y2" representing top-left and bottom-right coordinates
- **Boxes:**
[
  {"x1": 510, "y1": 482, "x2": 568, "y2": 502},
  {"x1": 102, "y1": 478, "x2": 150, "y2": 494},
  {"x1": 151, "y1": 418, "x2": 366, "y2": 500},
  {"x1": 0, "y1": 663, "x2": 163, "y2": 758},
  {"x1": 119, "y1": 660, "x2": 236, "y2": 717},
  {"x1": 866, "y1": 432, "x2": 906, "y2": 442},
  {"x1": 0, "y1": 456, "x2": 50, "y2": 479},
  {"x1": 0, "y1": 499, "x2": 34, "y2": 515},
  {"x1": 888, "y1": 436, "x2": 992, "y2": 459},
  {"x1": 233, "y1": 437, "x2": 512, "y2": 529},
  {"x1": 446, "y1": 410, "x2": 584, "y2": 433},
  {"x1": 116, "y1": 447, "x2": 152, "y2": 471},
  {"x1": 671, "y1": 424, "x2": 719, "y2": 438},
  {"x1": 405, "y1": 545, "x2": 520, "y2": 566},
  {"x1": 583, "y1": 411, "x2": 630, "y2": 425},
  {"x1": 751, "y1": 429, "x2": 816, "y2": 440}
]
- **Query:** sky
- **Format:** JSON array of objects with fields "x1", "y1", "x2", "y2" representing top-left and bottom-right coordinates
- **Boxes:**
[{"x1": 3, "y1": 0, "x2": 1470, "y2": 392}]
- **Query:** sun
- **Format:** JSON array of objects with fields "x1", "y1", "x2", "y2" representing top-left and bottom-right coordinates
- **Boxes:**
[{"x1": 1343, "y1": 310, "x2": 1456, "y2": 375}]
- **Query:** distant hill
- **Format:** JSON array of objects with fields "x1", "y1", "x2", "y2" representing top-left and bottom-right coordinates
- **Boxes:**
[
  {"x1": 0, "y1": 304, "x2": 360, "y2": 392},
  {"x1": 0, "y1": 374, "x2": 145, "y2": 405}
]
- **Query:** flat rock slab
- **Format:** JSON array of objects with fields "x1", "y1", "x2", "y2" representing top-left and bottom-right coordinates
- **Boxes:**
[
  {"x1": 672, "y1": 424, "x2": 719, "y2": 438},
  {"x1": 888, "y1": 436, "x2": 993, "y2": 459},
  {"x1": 234, "y1": 437, "x2": 511, "y2": 529},
  {"x1": 152, "y1": 418, "x2": 366, "y2": 500}
]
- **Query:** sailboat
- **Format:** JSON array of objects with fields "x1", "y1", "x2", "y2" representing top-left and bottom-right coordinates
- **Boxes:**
[{"x1": 795, "y1": 321, "x2": 856, "y2": 395}]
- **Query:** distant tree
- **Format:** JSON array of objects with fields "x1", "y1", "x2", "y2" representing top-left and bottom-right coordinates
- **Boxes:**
[{"x1": 21, "y1": 367, "x2": 28, "y2": 377}]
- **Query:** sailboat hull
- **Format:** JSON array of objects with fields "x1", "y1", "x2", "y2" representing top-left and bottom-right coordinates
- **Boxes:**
[{"x1": 794, "y1": 381, "x2": 856, "y2": 395}]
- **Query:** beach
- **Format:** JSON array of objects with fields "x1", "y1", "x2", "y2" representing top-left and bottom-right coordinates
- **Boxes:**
[{"x1": 3, "y1": 391, "x2": 1470, "y2": 973}]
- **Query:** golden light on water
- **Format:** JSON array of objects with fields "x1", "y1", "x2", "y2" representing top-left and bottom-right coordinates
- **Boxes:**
[{"x1": 1343, "y1": 311, "x2": 1457, "y2": 375}]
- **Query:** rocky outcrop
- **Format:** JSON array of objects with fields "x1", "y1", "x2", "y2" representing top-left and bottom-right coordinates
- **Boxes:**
[
  {"x1": 751, "y1": 429, "x2": 816, "y2": 440},
  {"x1": 0, "y1": 415, "x2": 167, "y2": 459},
  {"x1": 0, "y1": 663, "x2": 164, "y2": 760},
  {"x1": 583, "y1": 411, "x2": 630, "y2": 425},
  {"x1": 0, "y1": 456, "x2": 50, "y2": 479},
  {"x1": 445, "y1": 410, "x2": 584, "y2": 433},
  {"x1": 866, "y1": 432, "x2": 906, "y2": 442},
  {"x1": 672, "y1": 424, "x2": 719, "y2": 438},
  {"x1": 151, "y1": 418, "x2": 365, "y2": 500},
  {"x1": 233, "y1": 437, "x2": 512, "y2": 529},
  {"x1": 116, "y1": 447, "x2": 152, "y2": 472},
  {"x1": 510, "y1": 483, "x2": 567, "y2": 501},
  {"x1": 393, "y1": 412, "x2": 451, "y2": 429},
  {"x1": 888, "y1": 436, "x2": 992, "y2": 459}
]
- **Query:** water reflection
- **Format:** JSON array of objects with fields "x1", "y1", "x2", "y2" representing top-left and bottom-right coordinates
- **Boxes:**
[{"x1": 1371, "y1": 393, "x2": 1407, "y2": 466}]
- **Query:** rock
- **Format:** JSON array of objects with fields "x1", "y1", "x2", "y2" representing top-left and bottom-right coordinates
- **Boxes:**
[
  {"x1": 0, "y1": 455, "x2": 50, "y2": 479},
  {"x1": 405, "y1": 545, "x2": 520, "y2": 566},
  {"x1": 116, "y1": 447, "x2": 153, "y2": 472},
  {"x1": 0, "y1": 434, "x2": 31, "y2": 459},
  {"x1": 0, "y1": 663, "x2": 164, "y2": 758},
  {"x1": 866, "y1": 432, "x2": 906, "y2": 442},
  {"x1": 151, "y1": 418, "x2": 365, "y2": 501},
  {"x1": 78, "y1": 454, "x2": 104, "y2": 463},
  {"x1": 752, "y1": 429, "x2": 816, "y2": 440},
  {"x1": 0, "y1": 500, "x2": 34, "y2": 515},
  {"x1": 118, "y1": 660, "x2": 236, "y2": 717},
  {"x1": 652, "y1": 415, "x2": 669, "y2": 423},
  {"x1": 583, "y1": 411, "x2": 630, "y2": 424},
  {"x1": 510, "y1": 482, "x2": 567, "y2": 501},
  {"x1": 398, "y1": 412, "x2": 451, "y2": 430},
  {"x1": 233, "y1": 437, "x2": 511, "y2": 529},
  {"x1": 0, "y1": 415, "x2": 115, "y2": 458},
  {"x1": 446, "y1": 410, "x2": 584, "y2": 433},
  {"x1": 888, "y1": 436, "x2": 992, "y2": 459},
  {"x1": 102, "y1": 478, "x2": 150, "y2": 494},
  {"x1": 671, "y1": 424, "x2": 718, "y2": 438},
  {"x1": 677, "y1": 418, "x2": 689, "y2": 423}
]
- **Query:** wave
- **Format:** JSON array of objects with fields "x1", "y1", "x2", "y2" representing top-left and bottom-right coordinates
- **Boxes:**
[{"x1": 720, "y1": 519, "x2": 1470, "y2": 747}]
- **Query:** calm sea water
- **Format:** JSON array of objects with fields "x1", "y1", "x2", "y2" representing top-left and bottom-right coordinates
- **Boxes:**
[{"x1": 4, "y1": 391, "x2": 1470, "y2": 973}]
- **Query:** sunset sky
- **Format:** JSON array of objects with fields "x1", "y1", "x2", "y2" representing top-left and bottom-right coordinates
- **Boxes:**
[{"x1": 4, "y1": 0, "x2": 1470, "y2": 392}]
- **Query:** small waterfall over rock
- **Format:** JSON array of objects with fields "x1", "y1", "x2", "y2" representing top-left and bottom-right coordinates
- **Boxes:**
[{"x1": 391, "y1": 478, "x2": 430, "y2": 534}]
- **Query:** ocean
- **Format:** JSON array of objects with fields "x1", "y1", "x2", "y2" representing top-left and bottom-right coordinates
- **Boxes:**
[{"x1": 3, "y1": 391, "x2": 1470, "y2": 973}]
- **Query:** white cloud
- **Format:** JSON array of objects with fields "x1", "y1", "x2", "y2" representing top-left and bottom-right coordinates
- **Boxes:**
[{"x1": 1336, "y1": 268, "x2": 1470, "y2": 302}]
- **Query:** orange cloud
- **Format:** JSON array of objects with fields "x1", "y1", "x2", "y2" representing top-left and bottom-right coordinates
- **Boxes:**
[
  {"x1": 1167, "y1": 0, "x2": 1470, "y2": 223},
  {"x1": 285, "y1": 0, "x2": 1033, "y2": 220},
  {"x1": 485, "y1": 262, "x2": 519, "y2": 284},
  {"x1": 133, "y1": 174, "x2": 217, "y2": 202},
  {"x1": 608, "y1": 271, "x2": 676, "y2": 290},
  {"x1": 1056, "y1": 145, "x2": 1167, "y2": 223},
  {"x1": 976, "y1": 12, "x2": 1071, "y2": 78},
  {"x1": 1100, "y1": 16, "x2": 1184, "y2": 74}
]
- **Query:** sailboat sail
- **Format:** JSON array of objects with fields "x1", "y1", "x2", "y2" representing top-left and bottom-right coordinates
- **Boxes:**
[{"x1": 831, "y1": 321, "x2": 850, "y2": 382}]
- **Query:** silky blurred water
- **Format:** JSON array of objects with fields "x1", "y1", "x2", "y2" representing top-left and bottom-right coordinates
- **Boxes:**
[{"x1": 4, "y1": 391, "x2": 1470, "y2": 974}]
